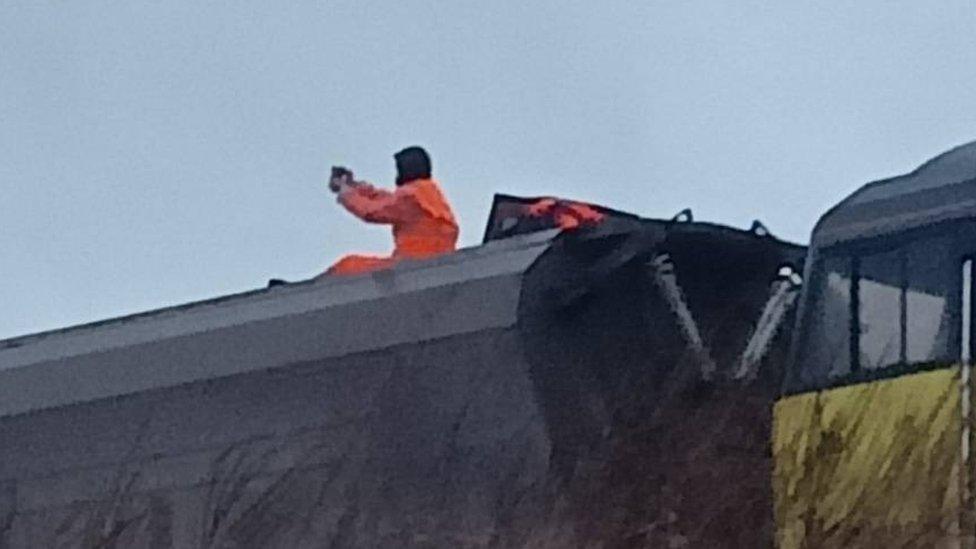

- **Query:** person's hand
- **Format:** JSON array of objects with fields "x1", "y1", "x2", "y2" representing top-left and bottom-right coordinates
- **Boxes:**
[{"x1": 329, "y1": 166, "x2": 354, "y2": 193}]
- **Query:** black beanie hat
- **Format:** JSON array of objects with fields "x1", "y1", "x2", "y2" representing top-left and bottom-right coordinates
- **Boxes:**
[{"x1": 394, "y1": 146, "x2": 432, "y2": 185}]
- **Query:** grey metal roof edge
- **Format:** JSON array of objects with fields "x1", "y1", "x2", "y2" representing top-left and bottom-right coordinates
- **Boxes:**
[
  {"x1": 0, "y1": 230, "x2": 558, "y2": 370},
  {"x1": 0, "y1": 229, "x2": 559, "y2": 352},
  {"x1": 0, "y1": 231, "x2": 559, "y2": 417},
  {"x1": 0, "y1": 272, "x2": 529, "y2": 418}
]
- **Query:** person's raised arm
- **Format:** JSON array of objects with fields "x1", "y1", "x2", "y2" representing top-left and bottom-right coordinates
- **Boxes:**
[
  {"x1": 337, "y1": 182, "x2": 422, "y2": 224},
  {"x1": 328, "y1": 166, "x2": 423, "y2": 224}
]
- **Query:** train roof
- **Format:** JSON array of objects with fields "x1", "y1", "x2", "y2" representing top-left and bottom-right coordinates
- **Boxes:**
[{"x1": 813, "y1": 140, "x2": 976, "y2": 248}]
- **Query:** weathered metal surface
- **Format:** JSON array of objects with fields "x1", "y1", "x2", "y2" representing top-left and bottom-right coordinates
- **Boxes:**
[
  {"x1": 0, "y1": 231, "x2": 556, "y2": 418},
  {"x1": 0, "y1": 219, "x2": 803, "y2": 548}
]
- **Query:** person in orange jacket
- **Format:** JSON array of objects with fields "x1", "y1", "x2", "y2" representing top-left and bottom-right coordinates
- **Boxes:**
[{"x1": 323, "y1": 146, "x2": 459, "y2": 276}]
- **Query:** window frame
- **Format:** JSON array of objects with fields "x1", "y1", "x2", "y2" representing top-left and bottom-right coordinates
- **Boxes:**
[
  {"x1": 850, "y1": 247, "x2": 910, "y2": 373},
  {"x1": 790, "y1": 219, "x2": 972, "y2": 393}
]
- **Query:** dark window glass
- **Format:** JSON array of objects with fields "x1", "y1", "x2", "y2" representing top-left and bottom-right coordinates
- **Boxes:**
[
  {"x1": 791, "y1": 230, "x2": 961, "y2": 392},
  {"x1": 799, "y1": 255, "x2": 852, "y2": 381},
  {"x1": 905, "y1": 237, "x2": 952, "y2": 364},
  {"x1": 858, "y1": 249, "x2": 904, "y2": 370}
]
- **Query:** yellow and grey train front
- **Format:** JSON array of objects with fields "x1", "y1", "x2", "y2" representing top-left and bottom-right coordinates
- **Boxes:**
[{"x1": 774, "y1": 141, "x2": 976, "y2": 548}]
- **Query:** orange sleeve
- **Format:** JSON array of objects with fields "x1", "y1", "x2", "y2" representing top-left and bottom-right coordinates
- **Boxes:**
[{"x1": 337, "y1": 183, "x2": 422, "y2": 224}]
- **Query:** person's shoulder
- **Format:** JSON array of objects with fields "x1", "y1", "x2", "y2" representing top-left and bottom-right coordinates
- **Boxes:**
[
  {"x1": 417, "y1": 178, "x2": 446, "y2": 192},
  {"x1": 398, "y1": 178, "x2": 440, "y2": 193}
]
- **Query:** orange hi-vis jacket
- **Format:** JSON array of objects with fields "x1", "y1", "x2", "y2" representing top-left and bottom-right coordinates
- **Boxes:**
[{"x1": 327, "y1": 178, "x2": 459, "y2": 276}]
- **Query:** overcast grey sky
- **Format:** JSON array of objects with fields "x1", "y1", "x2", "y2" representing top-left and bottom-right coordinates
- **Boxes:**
[{"x1": 2, "y1": 2, "x2": 975, "y2": 339}]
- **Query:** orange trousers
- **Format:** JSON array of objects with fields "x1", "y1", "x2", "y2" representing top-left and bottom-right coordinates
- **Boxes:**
[{"x1": 325, "y1": 254, "x2": 399, "y2": 276}]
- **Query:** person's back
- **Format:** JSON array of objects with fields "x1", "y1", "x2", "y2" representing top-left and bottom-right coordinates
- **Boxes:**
[
  {"x1": 324, "y1": 147, "x2": 459, "y2": 276},
  {"x1": 386, "y1": 178, "x2": 458, "y2": 259}
]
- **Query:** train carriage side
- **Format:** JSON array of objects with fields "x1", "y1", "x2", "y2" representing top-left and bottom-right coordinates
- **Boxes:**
[{"x1": 775, "y1": 141, "x2": 976, "y2": 548}]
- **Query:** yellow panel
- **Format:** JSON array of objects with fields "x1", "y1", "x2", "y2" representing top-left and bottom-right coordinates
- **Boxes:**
[{"x1": 773, "y1": 367, "x2": 962, "y2": 548}]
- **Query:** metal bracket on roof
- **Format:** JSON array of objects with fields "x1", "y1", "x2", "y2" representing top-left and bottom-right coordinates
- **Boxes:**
[
  {"x1": 749, "y1": 220, "x2": 771, "y2": 237},
  {"x1": 267, "y1": 279, "x2": 288, "y2": 289},
  {"x1": 671, "y1": 208, "x2": 693, "y2": 223},
  {"x1": 733, "y1": 265, "x2": 803, "y2": 381},
  {"x1": 649, "y1": 253, "x2": 717, "y2": 381}
]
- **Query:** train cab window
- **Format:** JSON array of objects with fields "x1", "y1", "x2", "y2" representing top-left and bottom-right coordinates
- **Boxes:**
[
  {"x1": 856, "y1": 236, "x2": 954, "y2": 370},
  {"x1": 799, "y1": 255, "x2": 852, "y2": 381},
  {"x1": 905, "y1": 237, "x2": 952, "y2": 364},
  {"x1": 858, "y1": 249, "x2": 904, "y2": 370},
  {"x1": 794, "y1": 233, "x2": 956, "y2": 391}
]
